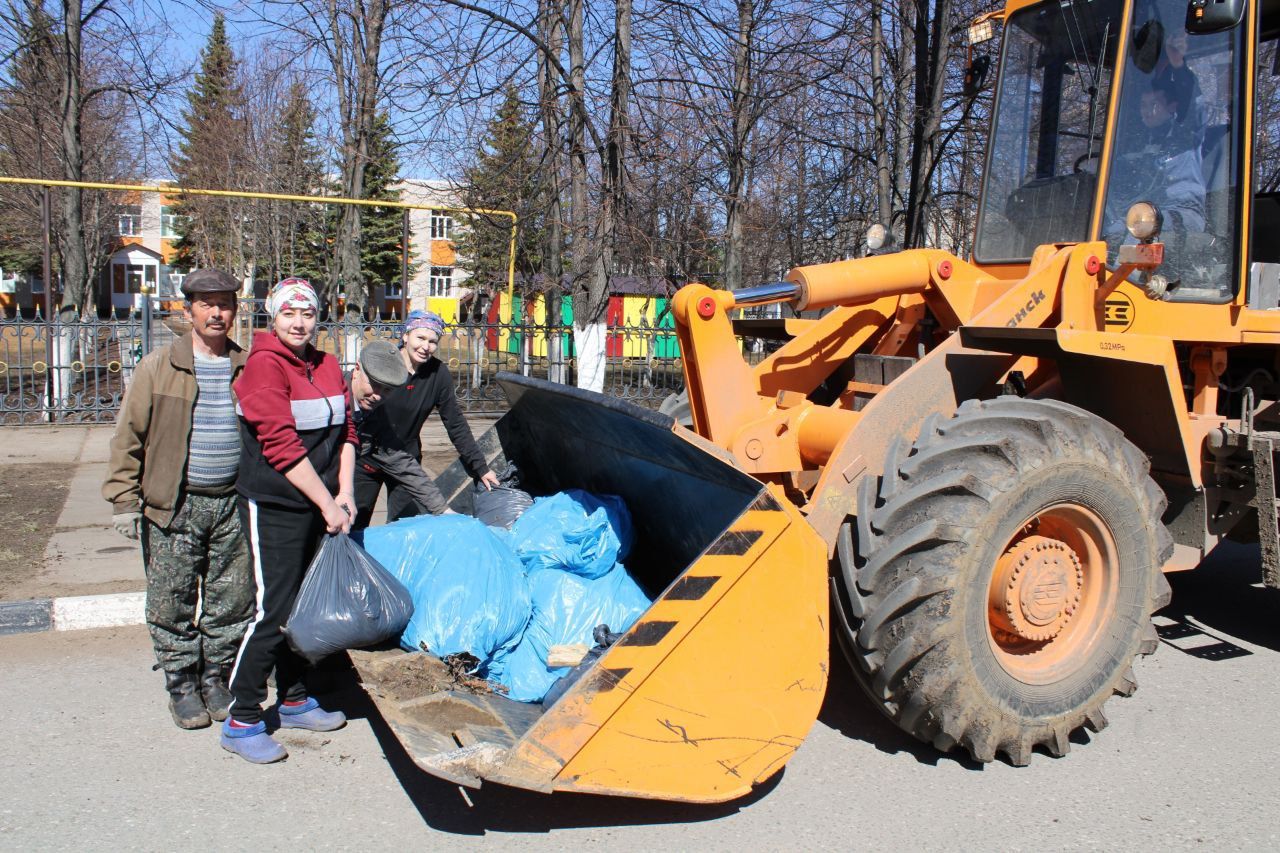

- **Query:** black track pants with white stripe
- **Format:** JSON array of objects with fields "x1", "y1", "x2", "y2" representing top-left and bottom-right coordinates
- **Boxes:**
[{"x1": 227, "y1": 498, "x2": 324, "y2": 725}]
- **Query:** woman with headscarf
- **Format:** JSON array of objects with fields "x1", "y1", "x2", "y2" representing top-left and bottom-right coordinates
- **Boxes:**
[
  {"x1": 353, "y1": 309, "x2": 499, "y2": 529},
  {"x1": 221, "y1": 278, "x2": 356, "y2": 764}
]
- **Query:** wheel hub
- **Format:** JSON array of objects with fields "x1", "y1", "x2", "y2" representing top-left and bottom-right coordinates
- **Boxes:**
[{"x1": 990, "y1": 535, "x2": 1084, "y2": 642}]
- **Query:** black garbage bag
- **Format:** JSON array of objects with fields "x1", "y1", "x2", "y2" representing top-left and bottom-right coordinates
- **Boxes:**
[
  {"x1": 283, "y1": 532, "x2": 415, "y2": 665},
  {"x1": 473, "y1": 463, "x2": 534, "y2": 529}
]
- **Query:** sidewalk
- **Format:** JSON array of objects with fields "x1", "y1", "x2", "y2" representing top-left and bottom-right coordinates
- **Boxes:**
[
  {"x1": 0, "y1": 415, "x2": 500, "y2": 615},
  {"x1": 1, "y1": 426, "x2": 124, "y2": 602}
]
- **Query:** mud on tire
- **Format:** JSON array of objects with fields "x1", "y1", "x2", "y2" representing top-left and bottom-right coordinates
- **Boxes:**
[{"x1": 834, "y1": 397, "x2": 1174, "y2": 765}]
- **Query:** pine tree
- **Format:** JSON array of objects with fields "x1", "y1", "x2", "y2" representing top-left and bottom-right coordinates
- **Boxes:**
[
  {"x1": 264, "y1": 80, "x2": 328, "y2": 285},
  {"x1": 358, "y1": 112, "x2": 410, "y2": 295},
  {"x1": 170, "y1": 13, "x2": 250, "y2": 273},
  {"x1": 458, "y1": 86, "x2": 544, "y2": 289}
]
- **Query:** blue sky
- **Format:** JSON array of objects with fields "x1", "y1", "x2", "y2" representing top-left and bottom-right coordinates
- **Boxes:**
[{"x1": 135, "y1": 1, "x2": 458, "y2": 183}]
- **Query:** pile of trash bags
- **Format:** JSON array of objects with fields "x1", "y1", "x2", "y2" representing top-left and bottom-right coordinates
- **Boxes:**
[{"x1": 360, "y1": 487, "x2": 651, "y2": 703}]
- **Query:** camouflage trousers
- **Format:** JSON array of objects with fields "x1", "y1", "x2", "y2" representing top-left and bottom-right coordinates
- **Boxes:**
[{"x1": 140, "y1": 492, "x2": 253, "y2": 675}]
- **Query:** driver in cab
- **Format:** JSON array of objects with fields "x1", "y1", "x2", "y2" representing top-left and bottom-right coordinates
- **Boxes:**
[{"x1": 1106, "y1": 67, "x2": 1207, "y2": 285}]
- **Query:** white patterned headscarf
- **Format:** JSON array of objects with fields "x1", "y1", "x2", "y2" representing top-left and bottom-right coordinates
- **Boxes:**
[{"x1": 268, "y1": 277, "x2": 319, "y2": 318}]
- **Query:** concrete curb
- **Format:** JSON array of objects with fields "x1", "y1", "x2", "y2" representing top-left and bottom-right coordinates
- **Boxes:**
[{"x1": 0, "y1": 592, "x2": 145, "y2": 636}]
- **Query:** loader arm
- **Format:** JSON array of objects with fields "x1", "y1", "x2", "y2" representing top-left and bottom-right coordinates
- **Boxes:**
[{"x1": 673, "y1": 242, "x2": 1134, "y2": 550}]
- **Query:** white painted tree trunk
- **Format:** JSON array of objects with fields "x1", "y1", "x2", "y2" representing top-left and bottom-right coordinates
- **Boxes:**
[
  {"x1": 344, "y1": 325, "x2": 364, "y2": 370},
  {"x1": 54, "y1": 326, "x2": 73, "y2": 406},
  {"x1": 470, "y1": 329, "x2": 484, "y2": 389},
  {"x1": 574, "y1": 321, "x2": 607, "y2": 393}
]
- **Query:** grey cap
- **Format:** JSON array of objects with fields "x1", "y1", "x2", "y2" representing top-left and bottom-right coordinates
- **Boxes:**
[
  {"x1": 182, "y1": 268, "x2": 240, "y2": 297},
  {"x1": 359, "y1": 339, "x2": 409, "y2": 389}
]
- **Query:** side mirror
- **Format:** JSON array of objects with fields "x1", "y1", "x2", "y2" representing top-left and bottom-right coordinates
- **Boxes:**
[
  {"x1": 1186, "y1": 0, "x2": 1247, "y2": 33},
  {"x1": 1132, "y1": 20, "x2": 1165, "y2": 72},
  {"x1": 963, "y1": 54, "x2": 992, "y2": 97}
]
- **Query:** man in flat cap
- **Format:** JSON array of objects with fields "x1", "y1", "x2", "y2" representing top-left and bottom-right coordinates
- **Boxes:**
[
  {"x1": 103, "y1": 268, "x2": 253, "y2": 730},
  {"x1": 347, "y1": 339, "x2": 457, "y2": 516}
]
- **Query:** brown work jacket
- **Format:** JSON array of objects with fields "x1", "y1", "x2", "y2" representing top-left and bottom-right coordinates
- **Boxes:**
[{"x1": 102, "y1": 332, "x2": 247, "y2": 528}]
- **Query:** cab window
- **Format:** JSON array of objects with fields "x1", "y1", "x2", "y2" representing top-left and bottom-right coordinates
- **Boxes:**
[
  {"x1": 975, "y1": 0, "x2": 1122, "y2": 262},
  {"x1": 1099, "y1": 0, "x2": 1244, "y2": 301}
]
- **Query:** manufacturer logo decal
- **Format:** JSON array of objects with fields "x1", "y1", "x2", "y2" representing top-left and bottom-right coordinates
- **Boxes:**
[
  {"x1": 1103, "y1": 292, "x2": 1135, "y2": 332},
  {"x1": 1005, "y1": 289, "x2": 1046, "y2": 327}
]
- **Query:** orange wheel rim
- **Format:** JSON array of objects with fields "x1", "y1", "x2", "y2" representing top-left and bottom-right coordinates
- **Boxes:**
[{"x1": 986, "y1": 503, "x2": 1119, "y2": 685}]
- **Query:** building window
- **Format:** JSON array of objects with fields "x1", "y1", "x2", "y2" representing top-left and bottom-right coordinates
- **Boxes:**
[
  {"x1": 430, "y1": 211, "x2": 452, "y2": 241},
  {"x1": 429, "y1": 266, "x2": 452, "y2": 297},
  {"x1": 117, "y1": 205, "x2": 142, "y2": 237},
  {"x1": 385, "y1": 281, "x2": 403, "y2": 299},
  {"x1": 160, "y1": 206, "x2": 188, "y2": 238}
]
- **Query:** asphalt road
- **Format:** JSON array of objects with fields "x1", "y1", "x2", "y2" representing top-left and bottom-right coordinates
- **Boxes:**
[{"x1": 2, "y1": 544, "x2": 1277, "y2": 851}]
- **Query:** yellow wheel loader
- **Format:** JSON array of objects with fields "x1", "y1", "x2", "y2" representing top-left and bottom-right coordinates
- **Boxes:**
[{"x1": 355, "y1": 0, "x2": 1280, "y2": 802}]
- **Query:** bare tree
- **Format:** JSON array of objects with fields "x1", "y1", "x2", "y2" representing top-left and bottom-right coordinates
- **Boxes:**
[
  {"x1": 251, "y1": 0, "x2": 393, "y2": 314},
  {"x1": 326, "y1": 0, "x2": 388, "y2": 316},
  {"x1": 0, "y1": 0, "x2": 157, "y2": 309},
  {"x1": 537, "y1": 0, "x2": 567, "y2": 384}
]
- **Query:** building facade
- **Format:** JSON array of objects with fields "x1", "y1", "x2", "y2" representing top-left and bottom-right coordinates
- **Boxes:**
[
  {"x1": 97, "y1": 181, "x2": 470, "y2": 319},
  {"x1": 98, "y1": 188, "x2": 188, "y2": 314},
  {"x1": 386, "y1": 178, "x2": 471, "y2": 322}
]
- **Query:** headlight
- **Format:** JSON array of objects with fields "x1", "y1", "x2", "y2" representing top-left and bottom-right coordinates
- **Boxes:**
[
  {"x1": 866, "y1": 223, "x2": 887, "y2": 251},
  {"x1": 1125, "y1": 202, "x2": 1162, "y2": 242}
]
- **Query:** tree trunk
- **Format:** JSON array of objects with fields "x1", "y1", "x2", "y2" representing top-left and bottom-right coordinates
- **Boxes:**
[
  {"x1": 871, "y1": 0, "x2": 893, "y2": 233},
  {"x1": 722, "y1": 0, "x2": 754, "y2": 292},
  {"x1": 58, "y1": 0, "x2": 88, "y2": 316},
  {"x1": 893, "y1": 4, "x2": 914, "y2": 243},
  {"x1": 903, "y1": 0, "x2": 952, "y2": 248},
  {"x1": 566, "y1": 0, "x2": 607, "y2": 391},
  {"x1": 328, "y1": 0, "x2": 388, "y2": 317},
  {"x1": 583, "y1": 0, "x2": 630, "y2": 393},
  {"x1": 538, "y1": 0, "x2": 567, "y2": 384}
]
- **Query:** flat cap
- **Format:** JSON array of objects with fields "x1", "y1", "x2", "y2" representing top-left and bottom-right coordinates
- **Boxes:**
[
  {"x1": 359, "y1": 339, "x2": 409, "y2": 389},
  {"x1": 181, "y1": 268, "x2": 240, "y2": 297}
]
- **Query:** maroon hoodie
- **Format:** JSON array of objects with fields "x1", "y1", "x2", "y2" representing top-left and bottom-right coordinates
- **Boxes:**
[{"x1": 234, "y1": 331, "x2": 357, "y2": 510}]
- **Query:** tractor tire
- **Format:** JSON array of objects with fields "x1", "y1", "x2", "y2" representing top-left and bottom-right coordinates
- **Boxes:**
[
  {"x1": 834, "y1": 397, "x2": 1173, "y2": 765},
  {"x1": 658, "y1": 389, "x2": 694, "y2": 429}
]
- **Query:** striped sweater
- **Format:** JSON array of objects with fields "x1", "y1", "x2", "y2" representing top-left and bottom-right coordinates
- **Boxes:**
[{"x1": 186, "y1": 353, "x2": 239, "y2": 489}]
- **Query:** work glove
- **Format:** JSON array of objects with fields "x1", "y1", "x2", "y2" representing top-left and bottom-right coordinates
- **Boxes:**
[{"x1": 113, "y1": 511, "x2": 141, "y2": 541}]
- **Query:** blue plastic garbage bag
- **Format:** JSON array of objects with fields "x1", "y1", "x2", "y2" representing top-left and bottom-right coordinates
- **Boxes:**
[
  {"x1": 508, "y1": 489, "x2": 635, "y2": 579},
  {"x1": 361, "y1": 515, "x2": 531, "y2": 661},
  {"x1": 488, "y1": 563, "x2": 651, "y2": 702}
]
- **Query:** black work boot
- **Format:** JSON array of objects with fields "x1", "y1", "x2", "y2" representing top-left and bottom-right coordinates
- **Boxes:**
[
  {"x1": 201, "y1": 664, "x2": 233, "y2": 722},
  {"x1": 165, "y1": 668, "x2": 211, "y2": 730}
]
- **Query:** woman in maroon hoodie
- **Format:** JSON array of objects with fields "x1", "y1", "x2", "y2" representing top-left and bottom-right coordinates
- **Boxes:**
[{"x1": 221, "y1": 278, "x2": 356, "y2": 764}]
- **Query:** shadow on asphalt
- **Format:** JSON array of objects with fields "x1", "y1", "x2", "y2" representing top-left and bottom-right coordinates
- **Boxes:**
[
  {"x1": 306, "y1": 656, "x2": 780, "y2": 835},
  {"x1": 819, "y1": 541, "x2": 1280, "y2": 766},
  {"x1": 816, "y1": 648, "x2": 989, "y2": 770},
  {"x1": 1160, "y1": 540, "x2": 1280, "y2": 655},
  {"x1": 299, "y1": 539, "x2": 1280, "y2": 831}
]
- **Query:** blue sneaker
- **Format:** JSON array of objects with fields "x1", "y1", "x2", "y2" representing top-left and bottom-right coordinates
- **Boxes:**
[
  {"x1": 276, "y1": 697, "x2": 346, "y2": 732},
  {"x1": 220, "y1": 720, "x2": 287, "y2": 764}
]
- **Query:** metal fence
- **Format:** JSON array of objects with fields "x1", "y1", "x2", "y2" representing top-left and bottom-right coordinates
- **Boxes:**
[
  {"x1": 0, "y1": 309, "x2": 145, "y2": 424},
  {"x1": 0, "y1": 301, "x2": 750, "y2": 424}
]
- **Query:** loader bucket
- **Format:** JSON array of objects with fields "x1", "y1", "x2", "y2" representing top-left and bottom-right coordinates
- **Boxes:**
[{"x1": 351, "y1": 374, "x2": 829, "y2": 803}]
